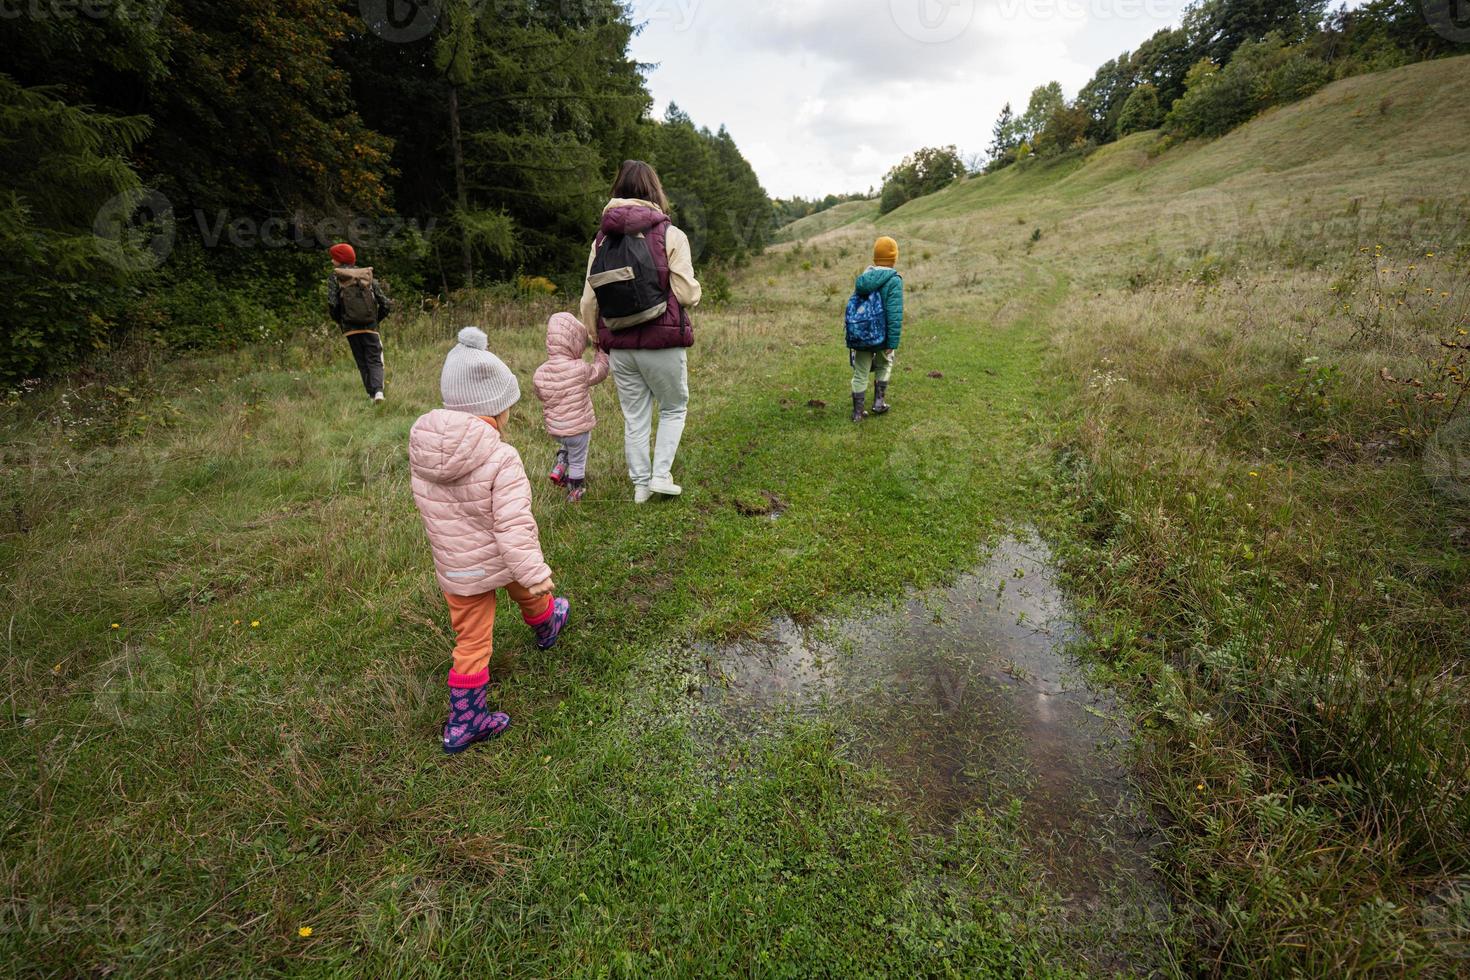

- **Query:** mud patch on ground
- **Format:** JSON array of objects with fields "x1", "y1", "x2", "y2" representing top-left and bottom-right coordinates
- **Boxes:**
[{"x1": 699, "y1": 533, "x2": 1155, "y2": 902}]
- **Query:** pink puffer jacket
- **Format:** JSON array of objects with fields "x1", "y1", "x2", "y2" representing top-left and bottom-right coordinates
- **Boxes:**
[
  {"x1": 532, "y1": 313, "x2": 610, "y2": 438},
  {"x1": 409, "y1": 410, "x2": 552, "y2": 596}
]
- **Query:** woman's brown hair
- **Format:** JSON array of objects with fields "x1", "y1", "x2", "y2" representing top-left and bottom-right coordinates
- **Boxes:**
[{"x1": 611, "y1": 160, "x2": 670, "y2": 214}]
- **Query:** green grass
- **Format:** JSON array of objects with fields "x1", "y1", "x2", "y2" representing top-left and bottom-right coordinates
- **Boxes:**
[
  {"x1": 1, "y1": 263, "x2": 1120, "y2": 974},
  {"x1": 5, "y1": 54, "x2": 1470, "y2": 976},
  {"x1": 773, "y1": 199, "x2": 882, "y2": 243}
]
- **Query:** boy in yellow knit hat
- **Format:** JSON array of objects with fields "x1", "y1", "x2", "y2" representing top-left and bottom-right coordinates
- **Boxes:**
[{"x1": 844, "y1": 236, "x2": 904, "y2": 421}]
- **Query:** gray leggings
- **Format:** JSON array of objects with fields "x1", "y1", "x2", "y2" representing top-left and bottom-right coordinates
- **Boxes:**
[{"x1": 557, "y1": 432, "x2": 591, "y2": 481}]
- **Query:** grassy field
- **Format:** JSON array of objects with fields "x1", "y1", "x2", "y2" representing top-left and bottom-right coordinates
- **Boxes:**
[
  {"x1": 4, "y1": 55, "x2": 1470, "y2": 976},
  {"x1": 772, "y1": 199, "x2": 882, "y2": 244}
]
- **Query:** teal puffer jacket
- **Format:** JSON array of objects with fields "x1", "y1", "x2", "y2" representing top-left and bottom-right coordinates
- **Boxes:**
[{"x1": 854, "y1": 267, "x2": 904, "y2": 350}]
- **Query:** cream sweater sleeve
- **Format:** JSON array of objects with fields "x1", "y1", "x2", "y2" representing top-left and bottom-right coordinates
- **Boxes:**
[
  {"x1": 579, "y1": 240, "x2": 600, "y2": 345},
  {"x1": 665, "y1": 226, "x2": 702, "y2": 308}
]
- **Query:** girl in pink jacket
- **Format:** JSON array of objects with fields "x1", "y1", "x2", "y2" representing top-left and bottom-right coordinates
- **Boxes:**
[
  {"x1": 409, "y1": 327, "x2": 571, "y2": 754},
  {"x1": 532, "y1": 312, "x2": 610, "y2": 503}
]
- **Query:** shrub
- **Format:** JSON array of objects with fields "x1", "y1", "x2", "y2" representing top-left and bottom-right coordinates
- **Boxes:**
[
  {"x1": 1034, "y1": 104, "x2": 1091, "y2": 157},
  {"x1": 879, "y1": 146, "x2": 966, "y2": 214},
  {"x1": 0, "y1": 76, "x2": 152, "y2": 383},
  {"x1": 705, "y1": 267, "x2": 733, "y2": 306},
  {"x1": 115, "y1": 243, "x2": 321, "y2": 352},
  {"x1": 1165, "y1": 35, "x2": 1331, "y2": 140},
  {"x1": 1117, "y1": 84, "x2": 1164, "y2": 137},
  {"x1": 517, "y1": 275, "x2": 558, "y2": 296},
  {"x1": 1164, "y1": 58, "x2": 1252, "y2": 138}
]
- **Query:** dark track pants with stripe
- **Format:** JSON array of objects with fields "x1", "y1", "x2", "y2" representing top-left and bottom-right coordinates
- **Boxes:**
[{"x1": 344, "y1": 329, "x2": 384, "y2": 397}]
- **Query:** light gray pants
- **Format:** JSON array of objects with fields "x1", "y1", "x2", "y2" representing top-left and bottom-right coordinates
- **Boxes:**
[
  {"x1": 610, "y1": 348, "x2": 688, "y2": 488},
  {"x1": 556, "y1": 432, "x2": 591, "y2": 481}
]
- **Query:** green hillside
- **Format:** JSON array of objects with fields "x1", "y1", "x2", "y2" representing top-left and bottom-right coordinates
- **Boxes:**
[
  {"x1": 791, "y1": 55, "x2": 1469, "y2": 263},
  {"x1": 773, "y1": 198, "x2": 882, "y2": 243},
  {"x1": 3, "y1": 56, "x2": 1468, "y2": 977}
]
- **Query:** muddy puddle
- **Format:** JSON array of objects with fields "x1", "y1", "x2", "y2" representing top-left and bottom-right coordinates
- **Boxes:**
[{"x1": 699, "y1": 533, "x2": 1155, "y2": 901}]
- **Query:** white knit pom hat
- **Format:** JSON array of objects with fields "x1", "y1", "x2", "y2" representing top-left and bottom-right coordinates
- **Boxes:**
[{"x1": 440, "y1": 327, "x2": 521, "y2": 417}]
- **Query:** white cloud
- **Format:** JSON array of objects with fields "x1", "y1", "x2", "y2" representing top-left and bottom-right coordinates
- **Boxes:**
[{"x1": 627, "y1": 0, "x2": 1190, "y2": 197}]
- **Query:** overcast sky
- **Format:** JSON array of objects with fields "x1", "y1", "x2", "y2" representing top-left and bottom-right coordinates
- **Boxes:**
[{"x1": 626, "y1": 0, "x2": 1195, "y2": 198}]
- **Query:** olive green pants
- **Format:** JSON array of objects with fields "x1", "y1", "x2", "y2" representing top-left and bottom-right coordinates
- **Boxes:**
[{"x1": 850, "y1": 349, "x2": 895, "y2": 394}]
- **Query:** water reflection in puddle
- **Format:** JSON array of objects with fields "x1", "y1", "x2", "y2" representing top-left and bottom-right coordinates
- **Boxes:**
[{"x1": 700, "y1": 534, "x2": 1153, "y2": 899}]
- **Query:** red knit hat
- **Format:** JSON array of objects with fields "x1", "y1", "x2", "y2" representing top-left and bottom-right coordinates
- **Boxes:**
[{"x1": 329, "y1": 243, "x2": 356, "y2": 265}]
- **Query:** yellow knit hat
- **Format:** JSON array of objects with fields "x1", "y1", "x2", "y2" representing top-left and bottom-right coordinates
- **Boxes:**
[{"x1": 873, "y1": 236, "x2": 898, "y2": 268}]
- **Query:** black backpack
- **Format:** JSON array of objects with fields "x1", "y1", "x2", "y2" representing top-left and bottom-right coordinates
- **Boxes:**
[
  {"x1": 587, "y1": 232, "x2": 668, "y2": 331},
  {"x1": 335, "y1": 267, "x2": 381, "y2": 327}
]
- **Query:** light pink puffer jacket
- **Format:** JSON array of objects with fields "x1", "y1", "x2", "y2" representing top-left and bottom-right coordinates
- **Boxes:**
[
  {"x1": 409, "y1": 410, "x2": 552, "y2": 596},
  {"x1": 533, "y1": 313, "x2": 610, "y2": 438}
]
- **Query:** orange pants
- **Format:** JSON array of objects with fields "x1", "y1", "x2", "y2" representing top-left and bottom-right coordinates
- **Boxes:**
[{"x1": 445, "y1": 585, "x2": 553, "y2": 686}]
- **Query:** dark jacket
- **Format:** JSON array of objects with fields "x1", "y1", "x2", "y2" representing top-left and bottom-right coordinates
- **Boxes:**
[{"x1": 328, "y1": 266, "x2": 392, "y2": 330}]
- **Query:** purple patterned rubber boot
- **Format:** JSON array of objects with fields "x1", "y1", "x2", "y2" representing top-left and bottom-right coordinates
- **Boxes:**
[
  {"x1": 442, "y1": 678, "x2": 511, "y2": 755},
  {"x1": 528, "y1": 597, "x2": 571, "y2": 651},
  {"x1": 566, "y1": 479, "x2": 586, "y2": 503}
]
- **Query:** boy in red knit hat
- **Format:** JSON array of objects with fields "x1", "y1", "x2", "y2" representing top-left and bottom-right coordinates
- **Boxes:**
[{"x1": 327, "y1": 243, "x2": 393, "y2": 404}]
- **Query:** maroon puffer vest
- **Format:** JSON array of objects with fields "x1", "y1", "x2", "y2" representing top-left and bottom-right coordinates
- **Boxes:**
[{"x1": 592, "y1": 204, "x2": 693, "y2": 351}]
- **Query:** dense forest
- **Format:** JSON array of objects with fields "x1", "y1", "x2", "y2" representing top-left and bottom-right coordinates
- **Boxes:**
[{"x1": 0, "y1": 0, "x2": 773, "y2": 383}]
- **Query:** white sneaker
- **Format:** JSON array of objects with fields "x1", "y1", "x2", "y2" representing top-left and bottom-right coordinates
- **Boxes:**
[
  {"x1": 634, "y1": 486, "x2": 653, "y2": 504},
  {"x1": 649, "y1": 476, "x2": 682, "y2": 497},
  {"x1": 373, "y1": 391, "x2": 385, "y2": 405}
]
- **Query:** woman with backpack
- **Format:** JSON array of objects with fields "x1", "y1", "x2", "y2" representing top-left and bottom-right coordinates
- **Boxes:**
[{"x1": 579, "y1": 161, "x2": 702, "y2": 504}]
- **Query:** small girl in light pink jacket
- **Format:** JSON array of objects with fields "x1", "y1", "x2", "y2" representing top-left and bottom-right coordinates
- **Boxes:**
[
  {"x1": 533, "y1": 312, "x2": 610, "y2": 503},
  {"x1": 409, "y1": 327, "x2": 571, "y2": 754}
]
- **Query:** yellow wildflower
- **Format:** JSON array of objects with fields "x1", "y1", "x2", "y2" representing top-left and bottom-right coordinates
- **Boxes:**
[
  {"x1": 251, "y1": 621, "x2": 261, "y2": 628},
  {"x1": 298, "y1": 926, "x2": 313, "y2": 938},
  {"x1": 110, "y1": 623, "x2": 120, "y2": 630}
]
